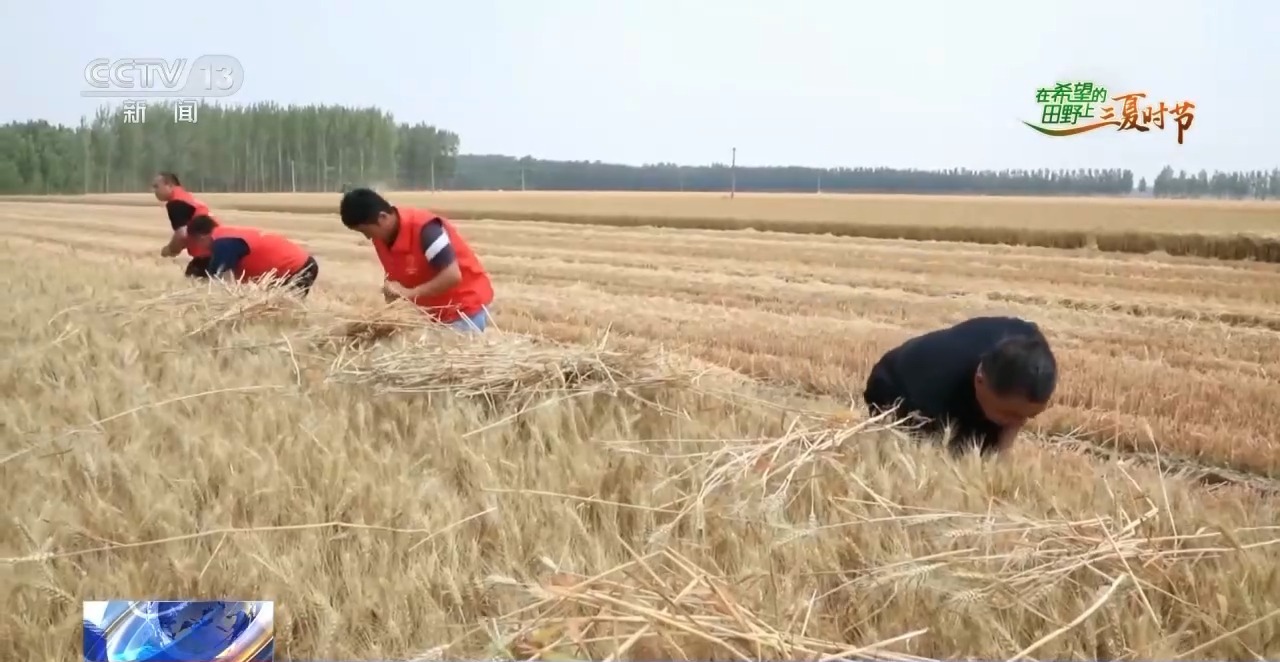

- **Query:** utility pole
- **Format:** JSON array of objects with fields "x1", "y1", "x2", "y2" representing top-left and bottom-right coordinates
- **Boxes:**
[
  {"x1": 730, "y1": 147, "x2": 737, "y2": 199},
  {"x1": 817, "y1": 173, "x2": 822, "y2": 194},
  {"x1": 521, "y1": 167, "x2": 526, "y2": 191},
  {"x1": 290, "y1": 160, "x2": 297, "y2": 193},
  {"x1": 430, "y1": 159, "x2": 436, "y2": 192}
]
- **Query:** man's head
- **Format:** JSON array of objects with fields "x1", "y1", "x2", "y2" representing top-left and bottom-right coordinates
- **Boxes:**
[
  {"x1": 339, "y1": 188, "x2": 398, "y2": 243},
  {"x1": 186, "y1": 215, "x2": 218, "y2": 252},
  {"x1": 152, "y1": 172, "x2": 181, "y2": 202},
  {"x1": 973, "y1": 334, "x2": 1057, "y2": 428}
]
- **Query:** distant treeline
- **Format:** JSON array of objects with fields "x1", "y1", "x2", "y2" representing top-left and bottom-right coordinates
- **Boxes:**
[
  {"x1": 0, "y1": 102, "x2": 457, "y2": 195},
  {"x1": 455, "y1": 154, "x2": 1143, "y2": 195},
  {"x1": 1151, "y1": 166, "x2": 1280, "y2": 200},
  {"x1": 454, "y1": 156, "x2": 1280, "y2": 200},
  {"x1": 0, "y1": 102, "x2": 1276, "y2": 199}
]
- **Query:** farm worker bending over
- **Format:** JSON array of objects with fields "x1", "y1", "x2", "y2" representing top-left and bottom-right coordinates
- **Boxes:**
[
  {"x1": 185, "y1": 215, "x2": 320, "y2": 298},
  {"x1": 863, "y1": 316, "x2": 1057, "y2": 457},
  {"x1": 152, "y1": 171, "x2": 219, "y2": 278},
  {"x1": 339, "y1": 188, "x2": 495, "y2": 333}
]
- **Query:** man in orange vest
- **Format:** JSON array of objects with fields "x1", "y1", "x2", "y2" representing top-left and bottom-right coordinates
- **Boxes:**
[
  {"x1": 151, "y1": 171, "x2": 218, "y2": 278},
  {"x1": 185, "y1": 216, "x2": 320, "y2": 297},
  {"x1": 339, "y1": 188, "x2": 494, "y2": 332}
]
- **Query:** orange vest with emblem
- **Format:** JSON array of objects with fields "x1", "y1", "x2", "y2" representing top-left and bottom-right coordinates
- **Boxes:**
[
  {"x1": 169, "y1": 186, "x2": 216, "y2": 258},
  {"x1": 211, "y1": 226, "x2": 310, "y2": 280},
  {"x1": 374, "y1": 208, "x2": 494, "y2": 322}
]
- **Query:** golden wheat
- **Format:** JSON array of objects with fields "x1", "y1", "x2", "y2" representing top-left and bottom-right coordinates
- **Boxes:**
[
  {"x1": 3, "y1": 195, "x2": 1280, "y2": 659},
  {"x1": 3, "y1": 201, "x2": 1279, "y2": 476},
  {"x1": 1, "y1": 249, "x2": 1279, "y2": 660}
]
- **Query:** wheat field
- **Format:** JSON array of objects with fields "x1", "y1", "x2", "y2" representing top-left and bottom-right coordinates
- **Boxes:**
[
  {"x1": 17, "y1": 191, "x2": 1280, "y2": 261},
  {"x1": 3, "y1": 194, "x2": 1280, "y2": 660}
]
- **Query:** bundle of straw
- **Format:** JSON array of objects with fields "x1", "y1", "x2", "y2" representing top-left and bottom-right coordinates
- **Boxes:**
[
  {"x1": 301, "y1": 300, "x2": 431, "y2": 349},
  {"x1": 125, "y1": 275, "x2": 308, "y2": 336},
  {"x1": 479, "y1": 549, "x2": 930, "y2": 661},
  {"x1": 327, "y1": 331, "x2": 712, "y2": 402}
]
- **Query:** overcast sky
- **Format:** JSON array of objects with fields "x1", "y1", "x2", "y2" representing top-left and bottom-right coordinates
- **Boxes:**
[{"x1": 1, "y1": 0, "x2": 1275, "y2": 179}]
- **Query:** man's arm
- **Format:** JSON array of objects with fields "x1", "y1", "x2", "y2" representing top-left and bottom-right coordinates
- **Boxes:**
[
  {"x1": 205, "y1": 238, "x2": 249, "y2": 279},
  {"x1": 991, "y1": 425, "x2": 1023, "y2": 455},
  {"x1": 160, "y1": 201, "x2": 198, "y2": 257},
  {"x1": 399, "y1": 219, "x2": 462, "y2": 299}
]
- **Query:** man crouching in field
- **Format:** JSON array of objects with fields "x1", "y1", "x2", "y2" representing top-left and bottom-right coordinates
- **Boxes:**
[
  {"x1": 152, "y1": 172, "x2": 219, "y2": 278},
  {"x1": 863, "y1": 316, "x2": 1057, "y2": 456},
  {"x1": 185, "y1": 216, "x2": 320, "y2": 298},
  {"x1": 339, "y1": 188, "x2": 494, "y2": 332}
]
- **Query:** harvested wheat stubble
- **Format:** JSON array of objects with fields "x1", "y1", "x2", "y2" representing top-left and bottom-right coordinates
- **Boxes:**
[
  {"x1": 12, "y1": 192, "x2": 1280, "y2": 262},
  {"x1": 1050, "y1": 434, "x2": 1280, "y2": 495}
]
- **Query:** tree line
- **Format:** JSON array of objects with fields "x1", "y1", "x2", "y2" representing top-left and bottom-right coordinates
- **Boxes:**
[
  {"x1": 1149, "y1": 166, "x2": 1280, "y2": 200},
  {"x1": 0, "y1": 102, "x2": 1274, "y2": 199},
  {"x1": 0, "y1": 101, "x2": 458, "y2": 195},
  {"x1": 455, "y1": 155, "x2": 1143, "y2": 195}
]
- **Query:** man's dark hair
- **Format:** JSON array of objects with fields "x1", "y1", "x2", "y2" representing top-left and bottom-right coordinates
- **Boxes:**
[
  {"x1": 340, "y1": 188, "x2": 393, "y2": 227},
  {"x1": 157, "y1": 172, "x2": 181, "y2": 186},
  {"x1": 979, "y1": 335, "x2": 1057, "y2": 403},
  {"x1": 188, "y1": 215, "x2": 217, "y2": 237}
]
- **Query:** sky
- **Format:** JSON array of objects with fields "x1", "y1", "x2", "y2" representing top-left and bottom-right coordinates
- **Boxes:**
[{"x1": 1, "y1": 0, "x2": 1276, "y2": 180}]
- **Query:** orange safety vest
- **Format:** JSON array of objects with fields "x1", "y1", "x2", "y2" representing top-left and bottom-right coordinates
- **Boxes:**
[
  {"x1": 210, "y1": 226, "x2": 311, "y2": 280},
  {"x1": 374, "y1": 207, "x2": 494, "y2": 322},
  {"x1": 169, "y1": 186, "x2": 216, "y2": 258}
]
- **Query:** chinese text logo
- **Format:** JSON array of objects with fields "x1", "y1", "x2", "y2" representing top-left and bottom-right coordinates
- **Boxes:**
[
  {"x1": 81, "y1": 55, "x2": 243, "y2": 98},
  {"x1": 1023, "y1": 81, "x2": 1195, "y2": 144},
  {"x1": 119, "y1": 100, "x2": 201, "y2": 125}
]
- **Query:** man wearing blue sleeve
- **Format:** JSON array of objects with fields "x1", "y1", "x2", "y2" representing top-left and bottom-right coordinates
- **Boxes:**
[
  {"x1": 381, "y1": 217, "x2": 457, "y2": 296},
  {"x1": 187, "y1": 216, "x2": 319, "y2": 298}
]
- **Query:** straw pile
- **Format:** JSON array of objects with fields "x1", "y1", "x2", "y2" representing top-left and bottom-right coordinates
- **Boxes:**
[
  {"x1": 327, "y1": 330, "x2": 717, "y2": 406},
  {"x1": 115, "y1": 279, "x2": 725, "y2": 412},
  {"x1": 477, "y1": 549, "x2": 931, "y2": 662},
  {"x1": 125, "y1": 275, "x2": 309, "y2": 336},
  {"x1": 301, "y1": 300, "x2": 431, "y2": 349}
]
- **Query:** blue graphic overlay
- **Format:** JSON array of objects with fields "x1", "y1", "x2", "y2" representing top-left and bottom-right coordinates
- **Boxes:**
[{"x1": 83, "y1": 600, "x2": 273, "y2": 662}]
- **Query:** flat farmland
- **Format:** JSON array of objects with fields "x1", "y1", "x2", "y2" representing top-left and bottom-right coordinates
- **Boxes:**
[
  {"x1": 5, "y1": 195, "x2": 1280, "y2": 659},
  {"x1": 3, "y1": 199, "x2": 1280, "y2": 476},
  {"x1": 20, "y1": 191, "x2": 1280, "y2": 261}
]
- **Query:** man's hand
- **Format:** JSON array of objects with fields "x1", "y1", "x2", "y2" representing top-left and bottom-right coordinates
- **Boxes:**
[
  {"x1": 993, "y1": 425, "x2": 1023, "y2": 455},
  {"x1": 382, "y1": 280, "x2": 410, "y2": 302},
  {"x1": 160, "y1": 245, "x2": 178, "y2": 258}
]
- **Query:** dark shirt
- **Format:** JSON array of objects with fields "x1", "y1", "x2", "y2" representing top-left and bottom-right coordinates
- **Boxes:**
[
  {"x1": 206, "y1": 238, "x2": 250, "y2": 276},
  {"x1": 166, "y1": 200, "x2": 197, "y2": 230},
  {"x1": 419, "y1": 218, "x2": 456, "y2": 270},
  {"x1": 865, "y1": 316, "x2": 1045, "y2": 453}
]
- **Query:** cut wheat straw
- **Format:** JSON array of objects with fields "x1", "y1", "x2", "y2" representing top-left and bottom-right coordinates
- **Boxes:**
[
  {"x1": 124, "y1": 275, "x2": 309, "y2": 336},
  {"x1": 327, "y1": 331, "x2": 715, "y2": 403},
  {"x1": 481, "y1": 548, "x2": 932, "y2": 662}
]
